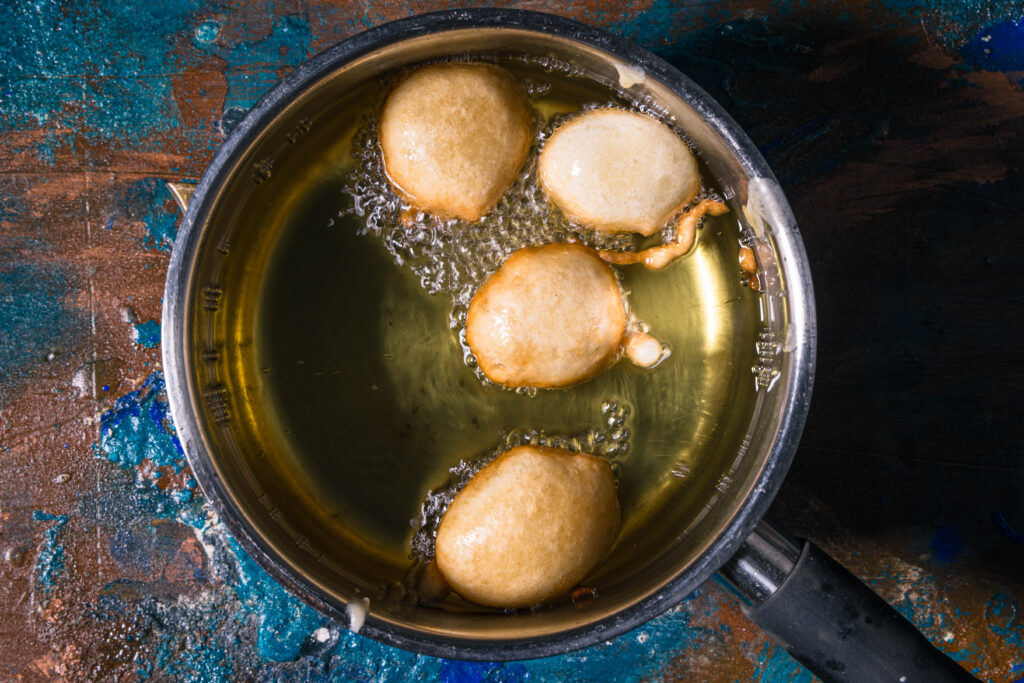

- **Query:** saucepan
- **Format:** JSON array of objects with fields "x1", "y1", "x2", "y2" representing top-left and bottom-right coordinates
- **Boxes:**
[{"x1": 162, "y1": 9, "x2": 973, "y2": 680}]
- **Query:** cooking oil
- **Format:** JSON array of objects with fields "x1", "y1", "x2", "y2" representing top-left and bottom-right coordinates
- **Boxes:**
[{"x1": 215, "y1": 55, "x2": 763, "y2": 593}]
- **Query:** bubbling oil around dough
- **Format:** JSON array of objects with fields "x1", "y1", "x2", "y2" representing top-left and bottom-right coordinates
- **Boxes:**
[
  {"x1": 344, "y1": 108, "x2": 640, "y2": 387},
  {"x1": 321, "y1": 58, "x2": 759, "y2": 605},
  {"x1": 409, "y1": 399, "x2": 632, "y2": 563},
  {"x1": 343, "y1": 91, "x2": 721, "y2": 391}
]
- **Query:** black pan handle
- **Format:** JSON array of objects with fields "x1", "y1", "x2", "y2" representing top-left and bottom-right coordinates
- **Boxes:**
[{"x1": 719, "y1": 521, "x2": 977, "y2": 682}]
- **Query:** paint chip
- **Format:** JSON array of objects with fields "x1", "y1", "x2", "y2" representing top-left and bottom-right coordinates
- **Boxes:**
[
  {"x1": 314, "y1": 627, "x2": 331, "y2": 642},
  {"x1": 71, "y1": 367, "x2": 89, "y2": 397},
  {"x1": 195, "y1": 19, "x2": 220, "y2": 44}
]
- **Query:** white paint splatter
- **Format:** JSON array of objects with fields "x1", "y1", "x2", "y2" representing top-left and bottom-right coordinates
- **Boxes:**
[
  {"x1": 190, "y1": 512, "x2": 221, "y2": 563},
  {"x1": 72, "y1": 367, "x2": 90, "y2": 397},
  {"x1": 314, "y1": 627, "x2": 331, "y2": 642}
]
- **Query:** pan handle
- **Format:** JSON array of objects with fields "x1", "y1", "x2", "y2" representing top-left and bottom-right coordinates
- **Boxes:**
[{"x1": 718, "y1": 520, "x2": 978, "y2": 682}]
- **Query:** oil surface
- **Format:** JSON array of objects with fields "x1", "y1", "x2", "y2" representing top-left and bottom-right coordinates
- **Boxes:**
[{"x1": 243, "y1": 57, "x2": 762, "y2": 583}]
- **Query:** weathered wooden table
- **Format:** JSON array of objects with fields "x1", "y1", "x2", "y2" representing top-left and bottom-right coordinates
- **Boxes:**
[{"x1": 2, "y1": 1, "x2": 1022, "y2": 680}]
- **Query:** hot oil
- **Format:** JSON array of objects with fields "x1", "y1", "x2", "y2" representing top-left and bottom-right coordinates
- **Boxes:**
[{"x1": 247, "y1": 57, "x2": 762, "y2": 593}]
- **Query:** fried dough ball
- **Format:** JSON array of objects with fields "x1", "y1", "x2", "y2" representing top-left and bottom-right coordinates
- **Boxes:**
[
  {"x1": 539, "y1": 108, "x2": 701, "y2": 236},
  {"x1": 379, "y1": 63, "x2": 533, "y2": 222},
  {"x1": 466, "y1": 243, "x2": 628, "y2": 389},
  {"x1": 435, "y1": 445, "x2": 620, "y2": 608}
]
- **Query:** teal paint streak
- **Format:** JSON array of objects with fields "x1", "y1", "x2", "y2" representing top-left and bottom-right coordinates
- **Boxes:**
[
  {"x1": 133, "y1": 319, "x2": 162, "y2": 348},
  {"x1": 607, "y1": 0, "x2": 1024, "y2": 82},
  {"x1": 517, "y1": 596, "x2": 710, "y2": 681},
  {"x1": 985, "y1": 593, "x2": 1023, "y2": 670},
  {"x1": 876, "y1": 0, "x2": 1024, "y2": 48},
  {"x1": 0, "y1": 262, "x2": 86, "y2": 405},
  {"x1": 604, "y1": 0, "x2": 697, "y2": 53},
  {"x1": 0, "y1": 191, "x2": 24, "y2": 224},
  {"x1": 194, "y1": 13, "x2": 311, "y2": 115},
  {"x1": 0, "y1": 0, "x2": 202, "y2": 141},
  {"x1": 228, "y1": 536, "x2": 327, "y2": 662},
  {"x1": 753, "y1": 641, "x2": 815, "y2": 683},
  {"x1": 123, "y1": 178, "x2": 180, "y2": 251},
  {"x1": 32, "y1": 510, "x2": 69, "y2": 592}
]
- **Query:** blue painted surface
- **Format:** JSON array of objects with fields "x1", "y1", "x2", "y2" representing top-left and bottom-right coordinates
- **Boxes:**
[
  {"x1": 877, "y1": 0, "x2": 1024, "y2": 47},
  {"x1": 961, "y1": 17, "x2": 1024, "y2": 74},
  {"x1": 0, "y1": 0, "x2": 197, "y2": 148},
  {"x1": 0, "y1": 262, "x2": 85, "y2": 404},
  {"x1": 97, "y1": 372, "x2": 186, "y2": 470},
  {"x1": 0, "y1": 192, "x2": 24, "y2": 224},
  {"x1": 931, "y1": 526, "x2": 964, "y2": 562},
  {"x1": 193, "y1": 13, "x2": 311, "y2": 117}
]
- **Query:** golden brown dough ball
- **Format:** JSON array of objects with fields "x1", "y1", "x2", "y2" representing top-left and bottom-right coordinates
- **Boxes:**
[
  {"x1": 466, "y1": 243, "x2": 627, "y2": 389},
  {"x1": 539, "y1": 108, "x2": 700, "y2": 235},
  {"x1": 379, "y1": 63, "x2": 533, "y2": 222},
  {"x1": 435, "y1": 445, "x2": 620, "y2": 608}
]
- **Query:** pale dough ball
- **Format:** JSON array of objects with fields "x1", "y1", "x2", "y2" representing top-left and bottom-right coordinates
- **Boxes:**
[
  {"x1": 435, "y1": 445, "x2": 620, "y2": 608},
  {"x1": 466, "y1": 243, "x2": 627, "y2": 389},
  {"x1": 379, "y1": 63, "x2": 533, "y2": 222},
  {"x1": 539, "y1": 108, "x2": 700, "y2": 235}
]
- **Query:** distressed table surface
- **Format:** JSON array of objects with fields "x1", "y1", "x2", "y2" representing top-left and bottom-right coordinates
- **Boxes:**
[{"x1": 2, "y1": 1, "x2": 1023, "y2": 681}]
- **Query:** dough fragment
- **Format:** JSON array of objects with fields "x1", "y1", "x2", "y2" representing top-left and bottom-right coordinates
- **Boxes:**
[
  {"x1": 623, "y1": 331, "x2": 665, "y2": 367},
  {"x1": 379, "y1": 63, "x2": 533, "y2": 222},
  {"x1": 435, "y1": 445, "x2": 620, "y2": 608},
  {"x1": 466, "y1": 243, "x2": 627, "y2": 389},
  {"x1": 539, "y1": 108, "x2": 700, "y2": 235},
  {"x1": 597, "y1": 198, "x2": 730, "y2": 270}
]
